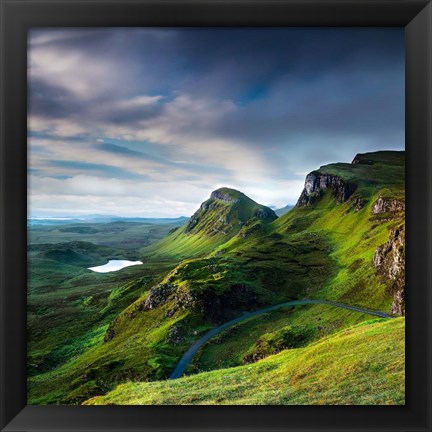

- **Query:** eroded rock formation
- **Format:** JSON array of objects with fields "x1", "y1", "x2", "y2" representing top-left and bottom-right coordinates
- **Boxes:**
[
  {"x1": 139, "y1": 283, "x2": 176, "y2": 311},
  {"x1": 372, "y1": 196, "x2": 405, "y2": 215},
  {"x1": 297, "y1": 171, "x2": 357, "y2": 206},
  {"x1": 373, "y1": 226, "x2": 405, "y2": 316}
]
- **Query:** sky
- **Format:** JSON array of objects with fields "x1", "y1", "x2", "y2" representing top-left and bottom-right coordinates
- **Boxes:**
[{"x1": 28, "y1": 28, "x2": 404, "y2": 218}]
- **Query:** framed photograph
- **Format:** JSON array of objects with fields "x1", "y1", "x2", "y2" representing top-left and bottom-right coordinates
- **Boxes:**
[{"x1": 1, "y1": 0, "x2": 431, "y2": 431}]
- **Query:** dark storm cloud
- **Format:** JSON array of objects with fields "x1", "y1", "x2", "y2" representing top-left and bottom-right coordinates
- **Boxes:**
[
  {"x1": 29, "y1": 28, "x2": 403, "y2": 120},
  {"x1": 29, "y1": 83, "x2": 164, "y2": 132},
  {"x1": 30, "y1": 27, "x2": 404, "y2": 100},
  {"x1": 29, "y1": 28, "x2": 403, "y2": 147},
  {"x1": 145, "y1": 28, "x2": 404, "y2": 102},
  {"x1": 29, "y1": 78, "x2": 80, "y2": 118}
]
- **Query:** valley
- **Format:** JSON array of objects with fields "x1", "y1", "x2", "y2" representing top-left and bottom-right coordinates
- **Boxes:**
[{"x1": 27, "y1": 150, "x2": 405, "y2": 405}]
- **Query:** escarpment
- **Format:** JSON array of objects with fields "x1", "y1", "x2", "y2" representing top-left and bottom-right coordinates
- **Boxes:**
[
  {"x1": 373, "y1": 226, "x2": 405, "y2": 316},
  {"x1": 296, "y1": 171, "x2": 357, "y2": 207}
]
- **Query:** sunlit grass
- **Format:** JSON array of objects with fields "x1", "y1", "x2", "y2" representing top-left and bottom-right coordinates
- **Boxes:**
[{"x1": 85, "y1": 318, "x2": 405, "y2": 405}]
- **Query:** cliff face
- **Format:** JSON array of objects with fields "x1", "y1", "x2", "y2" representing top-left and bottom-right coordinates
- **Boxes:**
[
  {"x1": 373, "y1": 226, "x2": 405, "y2": 316},
  {"x1": 296, "y1": 171, "x2": 357, "y2": 207}
]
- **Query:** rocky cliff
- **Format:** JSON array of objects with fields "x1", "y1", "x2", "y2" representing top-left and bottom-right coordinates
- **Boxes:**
[
  {"x1": 373, "y1": 226, "x2": 405, "y2": 316},
  {"x1": 296, "y1": 171, "x2": 357, "y2": 207}
]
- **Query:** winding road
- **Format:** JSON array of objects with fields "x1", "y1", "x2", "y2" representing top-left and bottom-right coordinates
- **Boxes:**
[{"x1": 169, "y1": 299, "x2": 393, "y2": 379}]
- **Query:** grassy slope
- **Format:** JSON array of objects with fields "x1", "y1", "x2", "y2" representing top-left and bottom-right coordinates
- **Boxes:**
[
  {"x1": 86, "y1": 317, "x2": 405, "y2": 405},
  {"x1": 187, "y1": 303, "x2": 375, "y2": 374},
  {"x1": 27, "y1": 230, "x2": 178, "y2": 403},
  {"x1": 143, "y1": 224, "x2": 230, "y2": 261},
  {"x1": 28, "y1": 241, "x2": 138, "y2": 370},
  {"x1": 28, "y1": 256, "x2": 180, "y2": 403},
  {"x1": 28, "y1": 262, "x2": 172, "y2": 378}
]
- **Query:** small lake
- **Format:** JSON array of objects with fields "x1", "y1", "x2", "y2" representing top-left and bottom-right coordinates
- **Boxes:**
[{"x1": 88, "y1": 260, "x2": 143, "y2": 273}]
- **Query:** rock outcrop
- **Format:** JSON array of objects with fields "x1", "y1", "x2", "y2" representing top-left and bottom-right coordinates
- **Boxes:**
[
  {"x1": 184, "y1": 216, "x2": 200, "y2": 233},
  {"x1": 254, "y1": 207, "x2": 277, "y2": 220},
  {"x1": 138, "y1": 282, "x2": 176, "y2": 311},
  {"x1": 104, "y1": 327, "x2": 116, "y2": 343},
  {"x1": 167, "y1": 322, "x2": 187, "y2": 345},
  {"x1": 372, "y1": 196, "x2": 405, "y2": 216},
  {"x1": 351, "y1": 197, "x2": 366, "y2": 212},
  {"x1": 297, "y1": 171, "x2": 357, "y2": 207},
  {"x1": 138, "y1": 280, "x2": 259, "y2": 324},
  {"x1": 344, "y1": 196, "x2": 366, "y2": 214},
  {"x1": 373, "y1": 226, "x2": 405, "y2": 316}
]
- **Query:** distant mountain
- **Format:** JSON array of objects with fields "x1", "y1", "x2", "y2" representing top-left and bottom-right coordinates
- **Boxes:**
[
  {"x1": 274, "y1": 204, "x2": 294, "y2": 217},
  {"x1": 28, "y1": 215, "x2": 189, "y2": 226},
  {"x1": 113, "y1": 216, "x2": 189, "y2": 225}
]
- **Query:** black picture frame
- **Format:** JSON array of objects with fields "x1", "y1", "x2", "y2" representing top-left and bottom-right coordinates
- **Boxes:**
[{"x1": 1, "y1": 1, "x2": 431, "y2": 431}]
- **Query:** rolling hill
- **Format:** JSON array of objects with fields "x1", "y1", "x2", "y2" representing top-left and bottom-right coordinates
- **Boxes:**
[{"x1": 275, "y1": 204, "x2": 294, "y2": 216}]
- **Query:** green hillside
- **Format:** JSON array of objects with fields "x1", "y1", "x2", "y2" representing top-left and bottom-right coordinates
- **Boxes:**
[
  {"x1": 27, "y1": 150, "x2": 405, "y2": 405},
  {"x1": 279, "y1": 150, "x2": 404, "y2": 311},
  {"x1": 85, "y1": 317, "x2": 405, "y2": 405}
]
